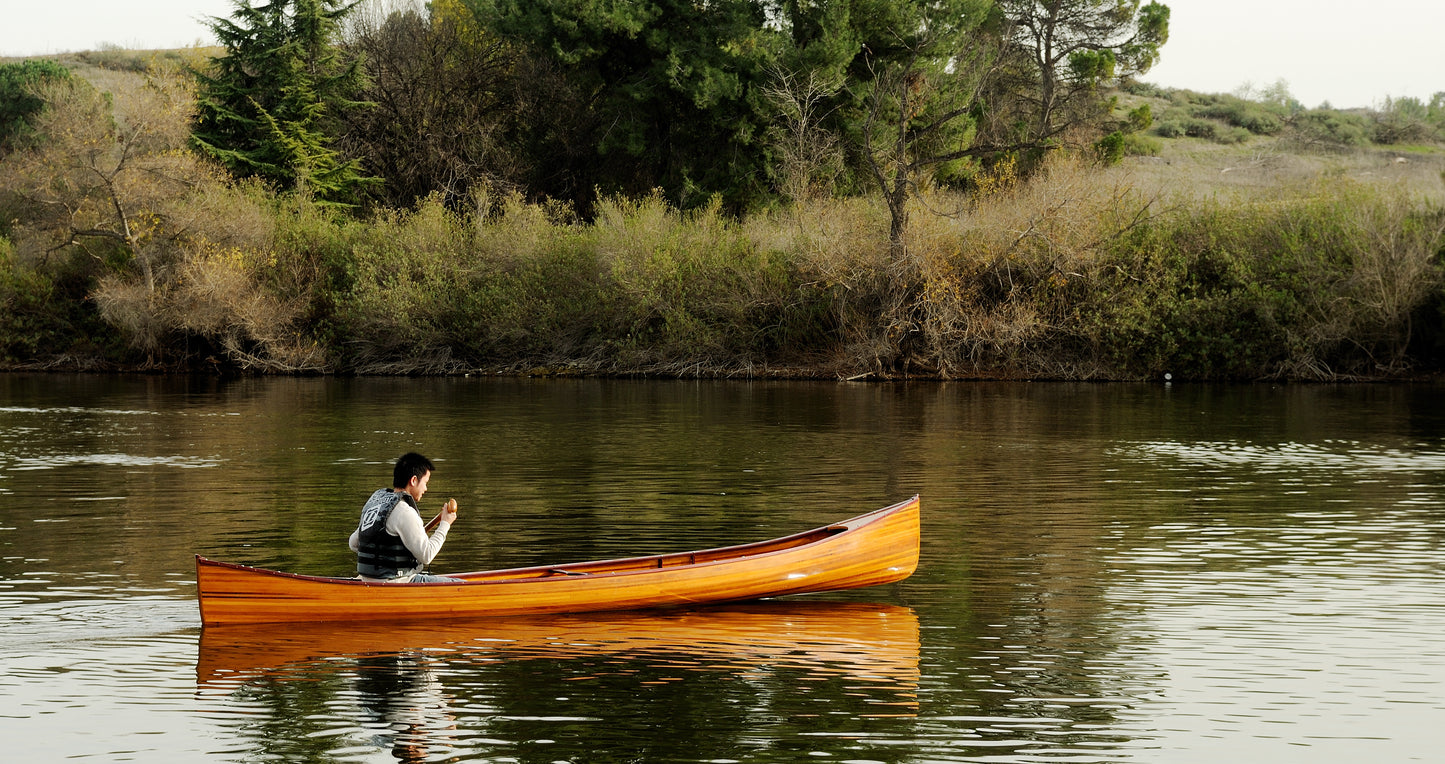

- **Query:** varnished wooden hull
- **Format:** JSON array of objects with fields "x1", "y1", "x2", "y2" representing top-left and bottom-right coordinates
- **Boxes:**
[{"x1": 196, "y1": 495, "x2": 920, "y2": 625}]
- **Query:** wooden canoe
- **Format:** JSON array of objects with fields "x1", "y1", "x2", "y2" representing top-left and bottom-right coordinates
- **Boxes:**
[{"x1": 195, "y1": 495, "x2": 920, "y2": 626}]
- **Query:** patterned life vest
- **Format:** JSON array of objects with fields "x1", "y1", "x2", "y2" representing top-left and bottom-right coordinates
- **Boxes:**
[{"x1": 355, "y1": 488, "x2": 421, "y2": 579}]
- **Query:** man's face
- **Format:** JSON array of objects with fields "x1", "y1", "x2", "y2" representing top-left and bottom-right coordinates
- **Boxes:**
[{"x1": 403, "y1": 470, "x2": 430, "y2": 502}]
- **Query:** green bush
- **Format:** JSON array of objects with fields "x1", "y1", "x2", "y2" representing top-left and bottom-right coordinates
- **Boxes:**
[
  {"x1": 1123, "y1": 133, "x2": 1162, "y2": 156},
  {"x1": 1094, "y1": 131, "x2": 1126, "y2": 164},
  {"x1": 0, "y1": 59, "x2": 71, "y2": 151},
  {"x1": 1074, "y1": 184, "x2": 1444, "y2": 378},
  {"x1": 1154, "y1": 120, "x2": 1186, "y2": 138},
  {"x1": 1217, "y1": 126, "x2": 1254, "y2": 143},
  {"x1": 1370, "y1": 96, "x2": 1440, "y2": 144},
  {"x1": 1286, "y1": 109, "x2": 1372, "y2": 149},
  {"x1": 0, "y1": 239, "x2": 125, "y2": 366},
  {"x1": 293, "y1": 192, "x2": 830, "y2": 374},
  {"x1": 1198, "y1": 100, "x2": 1284, "y2": 135},
  {"x1": 0, "y1": 238, "x2": 45, "y2": 363},
  {"x1": 589, "y1": 194, "x2": 812, "y2": 369},
  {"x1": 1118, "y1": 79, "x2": 1167, "y2": 99},
  {"x1": 1183, "y1": 118, "x2": 1218, "y2": 139}
]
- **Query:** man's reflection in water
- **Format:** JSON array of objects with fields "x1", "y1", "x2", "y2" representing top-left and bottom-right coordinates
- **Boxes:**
[{"x1": 353, "y1": 652, "x2": 456, "y2": 763}]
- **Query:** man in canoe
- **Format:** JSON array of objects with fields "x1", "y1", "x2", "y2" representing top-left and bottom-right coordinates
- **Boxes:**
[{"x1": 348, "y1": 452, "x2": 462, "y2": 583}]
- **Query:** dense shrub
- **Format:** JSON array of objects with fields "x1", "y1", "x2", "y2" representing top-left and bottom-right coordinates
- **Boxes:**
[
  {"x1": 1185, "y1": 118, "x2": 1219, "y2": 139},
  {"x1": 1284, "y1": 109, "x2": 1372, "y2": 150},
  {"x1": 1076, "y1": 183, "x2": 1444, "y2": 378},
  {"x1": 0, "y1": 59, "x2": 70, "y2": 151},
  {"x1": 1122, "y1": 133, "x2": 1161, "y2": 156},
  {"x1": 1094, "y1": 131, "x2": 1127, "y2": 164},
  {"x1": 0, "y1": 238, "x2": 126, "y2": 366},
  {"x1": 305, "y1": 192, "x2": 833, "y2": 375},
  {"x1": 1197, "y1": 100, "x2": 1284, "y2": 135},
  {"x1": 1153, "y1": 120, "x2": 1186, "y2": 138},
  {"x1": 1370, "y1": 96, "x2": 1441, "y2": 145},
  {"x1": 896, "y1": 157, "x2": 1445, "y2": 380}
]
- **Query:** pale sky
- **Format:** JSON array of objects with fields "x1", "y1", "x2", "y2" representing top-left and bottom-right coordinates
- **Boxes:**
[
  {"x1": 1142, "y1": 0, "x2": 1445, "y2": 109},
  {"x1": 1, "y1": 0, "x2": 1441, "y2": 110}
]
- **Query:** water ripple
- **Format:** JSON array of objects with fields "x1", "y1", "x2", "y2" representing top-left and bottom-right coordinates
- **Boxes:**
[
  {"x1": 1121, "y1": 439, "x2": 1445, "y2": 474},
  {"x1": 8, "y1": 453, "x2": 225, "y2": 471}
]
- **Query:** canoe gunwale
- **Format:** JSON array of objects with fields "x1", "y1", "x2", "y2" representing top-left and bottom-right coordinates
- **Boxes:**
[{"x1": 196, "y1": 496, "x2": 915, "y2": 588}]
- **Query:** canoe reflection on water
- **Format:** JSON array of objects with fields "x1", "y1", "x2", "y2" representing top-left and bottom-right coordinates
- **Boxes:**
[
  {"x1": 198, "y1": 601, "x2": 919, "y2": 688},
  {"x1": 199, "y1": 602, "x2": 919, "y2": 760}
]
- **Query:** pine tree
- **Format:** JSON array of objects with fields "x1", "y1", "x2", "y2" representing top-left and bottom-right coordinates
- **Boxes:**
[{"x1": 192, "y1": 0, "x2": 375, "y2": 207}]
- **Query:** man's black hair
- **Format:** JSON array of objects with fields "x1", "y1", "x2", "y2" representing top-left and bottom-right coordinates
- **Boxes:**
[{"x1": 393, "y1": 452, "x2": 434, "y2": 488}]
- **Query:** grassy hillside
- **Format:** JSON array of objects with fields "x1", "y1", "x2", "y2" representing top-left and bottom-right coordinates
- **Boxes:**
[{"x1": 1110, "y1": 85, "x2": 1445, "y2": 204}]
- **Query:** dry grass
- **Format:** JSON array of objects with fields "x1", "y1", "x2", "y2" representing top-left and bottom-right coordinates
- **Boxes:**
[
  {"x1": 905, "y1": 156, "x2": 1148, "y2": 376},
  {"x1": 1112, "y1": 137, "x2": 1445, "y2": 204}
]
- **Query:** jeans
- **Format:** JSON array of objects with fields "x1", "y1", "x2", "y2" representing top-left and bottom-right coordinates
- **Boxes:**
[{"x1": 408, "y1": 572, "x2": 464, "y2": 583}]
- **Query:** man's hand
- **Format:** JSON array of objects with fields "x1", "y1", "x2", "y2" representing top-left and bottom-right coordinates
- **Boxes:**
[{"x1": 425, "y1": 499, "x2": 459, "y2": 532}]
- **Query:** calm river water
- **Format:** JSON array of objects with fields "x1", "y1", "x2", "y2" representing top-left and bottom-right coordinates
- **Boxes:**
[{"x1": 1, "y1": 374, "x2": 1442, "y2": 763}]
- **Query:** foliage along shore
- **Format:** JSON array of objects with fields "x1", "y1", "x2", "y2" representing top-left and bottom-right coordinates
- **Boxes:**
[{"x1": 3, "y1": 40, "x2": 1445, "y2": 381}]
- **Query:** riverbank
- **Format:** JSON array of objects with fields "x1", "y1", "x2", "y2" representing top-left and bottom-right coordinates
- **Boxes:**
[
  {"x1": 3, "y1": 58, "x2": 1444, "y2": 381},
  {"x1": 6, "y1": 156, "x2": 1443, "y2": 382}
]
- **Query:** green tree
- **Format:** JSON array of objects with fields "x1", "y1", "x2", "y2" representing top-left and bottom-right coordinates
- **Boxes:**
[
  {"x1": 467, "y1": 0, "x2": 781, "y2": 211},
  {"x1": 847, "y1": 0, "x2": 1003, "y2": 252},
  {"x1": 995, "y1": 1, "x2": 1170, "y2": 144},
  {"x1": 193, "y1": 0, "x2": 374, "y2": 207}
]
